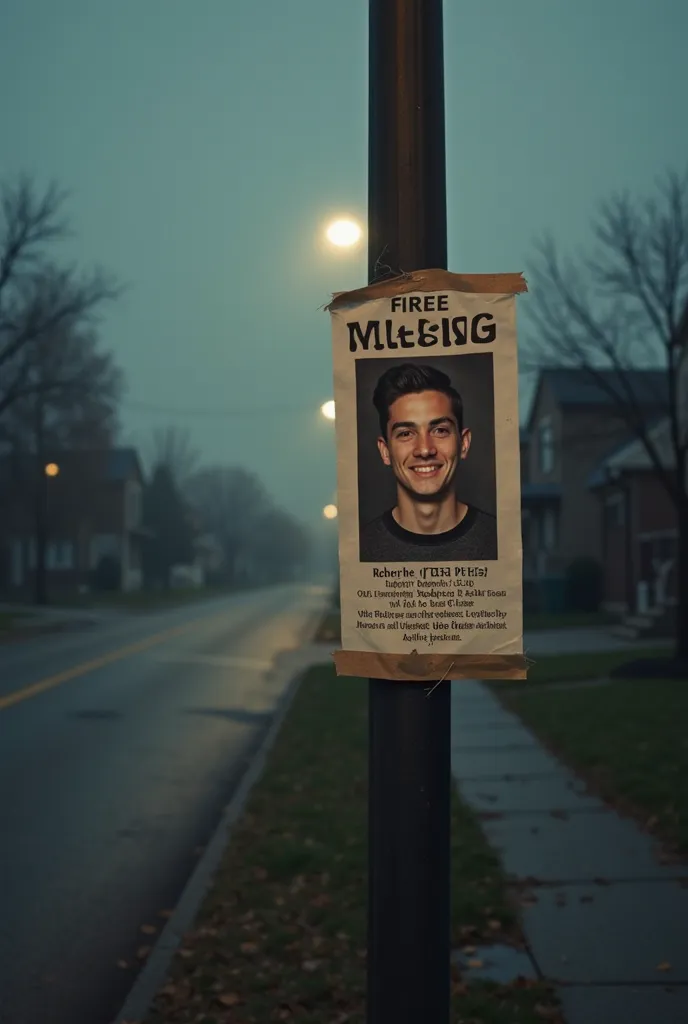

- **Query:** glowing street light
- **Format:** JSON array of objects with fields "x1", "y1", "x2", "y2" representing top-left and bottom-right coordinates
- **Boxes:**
[
  {"x1": 321, "y1": 399, "x2": 336, "y2": 421},
  {"x1": 323, "y1": 504, "x2": 338, "y2": 520},
  {"x1": 325, "y1": 217, "x2": 362, "y2": 249},
  {"x1": 44, "y1": 462, "x2": 60, "y2": 477}
]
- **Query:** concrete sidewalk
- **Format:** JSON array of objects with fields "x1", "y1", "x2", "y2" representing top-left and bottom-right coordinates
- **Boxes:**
[{"x1": 451, "y1": 681, "x2": 688, "y2": 1024}]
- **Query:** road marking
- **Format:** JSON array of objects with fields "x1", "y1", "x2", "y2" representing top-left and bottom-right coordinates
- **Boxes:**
[{"x1": 0, "y1": 617, "x2": 217, "y2": 713}]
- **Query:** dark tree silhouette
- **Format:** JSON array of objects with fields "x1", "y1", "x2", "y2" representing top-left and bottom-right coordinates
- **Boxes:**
[{"x1": 527, "y1": 169, "x2": 688, "y2": 658}]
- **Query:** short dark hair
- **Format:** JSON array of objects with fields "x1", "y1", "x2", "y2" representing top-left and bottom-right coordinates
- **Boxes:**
[{"x1": 372, "y1": 363, "x2": 464, "y2": 437}]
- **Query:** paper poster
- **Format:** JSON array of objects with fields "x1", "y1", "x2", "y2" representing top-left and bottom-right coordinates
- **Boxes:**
[{"x1": 329, "y1": 270, "x2": 525, "y2": 667}]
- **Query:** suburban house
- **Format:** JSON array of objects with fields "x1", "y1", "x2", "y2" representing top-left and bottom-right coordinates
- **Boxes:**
[
  {"x1": 0, "y1": 446, "x2": 148, "y2": 595},
  {"x1": 588, "y1": 416, "x2": 678, "y2": 628},
  {"x1": 520, "y1": 368, "x2": 670, "y2": 613}
]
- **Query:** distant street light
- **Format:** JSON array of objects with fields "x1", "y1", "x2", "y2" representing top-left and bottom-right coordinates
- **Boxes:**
[
  {"x1": 322, "y1": 504, "x2": 338, "y2": 520},
  {"x1": 325, "y1": 217, "x2": 362, "y2": 249},
  {"x1": 44, "y1": 463, "x2": 60, "y2": 477},
  {"x1": 321, "y1": 399, "x2": 336, "y2": 421}
]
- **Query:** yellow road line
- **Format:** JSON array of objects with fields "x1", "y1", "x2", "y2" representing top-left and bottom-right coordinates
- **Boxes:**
[{"x1": 0, "y1": 615, "x2": 217, "y2": 713}]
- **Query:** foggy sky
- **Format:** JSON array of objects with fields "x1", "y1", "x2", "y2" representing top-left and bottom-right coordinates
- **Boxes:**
[{"x1": 1, "y1": 0, "x2": 687, "y2": 531}]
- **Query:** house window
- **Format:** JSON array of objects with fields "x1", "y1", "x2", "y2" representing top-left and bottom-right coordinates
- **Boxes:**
[
  {"x1": 538, "y1": 416, "x2": 555, "y2": 474},
  {"x1": 27, "y1": 539, "x2": 74, "y2": 570},
  {"x1": 542, "y1": 508, "x2": 558, "y2": 550},
  {"x1": 47, "y1": 541, "x2": 74, "y2": 570},
  {"x1": 126, "y1": 481, "x2": 142, "y2": 530},
  {"x1": 604, "y1": 493, "x2": 625, "y2": 529}
]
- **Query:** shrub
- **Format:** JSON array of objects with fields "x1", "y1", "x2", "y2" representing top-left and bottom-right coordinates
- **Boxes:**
[
  {"x1": 565, "y1": 557, "x2": 603, "y2": 612},
  {"x1": 91, "y1": 555, "x2": 121, "y2": 592}
]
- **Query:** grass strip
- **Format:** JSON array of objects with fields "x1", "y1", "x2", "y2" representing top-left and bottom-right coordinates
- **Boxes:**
[
  {"x1": 144, "y1": 666, "x2": 560, "y2": 1023},
  {"x1": 498, "y1": 645, "x2": 668, "y2": 688},
  {"x1": 503, "y1": 675, "x2": 688, "y2": 856}
]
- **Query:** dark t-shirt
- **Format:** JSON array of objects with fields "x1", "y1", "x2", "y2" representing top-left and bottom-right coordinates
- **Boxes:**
[{"x1": 359, "y1": 506, "x2": 497, "y2": 562}]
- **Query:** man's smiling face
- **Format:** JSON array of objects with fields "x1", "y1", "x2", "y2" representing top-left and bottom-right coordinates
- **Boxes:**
[{"x1": 377, "y1": 389, "x2": 471, "y2": 500}]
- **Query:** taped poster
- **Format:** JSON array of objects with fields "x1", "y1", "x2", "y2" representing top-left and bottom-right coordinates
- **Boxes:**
[{"x1": 328, "y1": 269, "x2": 526, "y2": 680}]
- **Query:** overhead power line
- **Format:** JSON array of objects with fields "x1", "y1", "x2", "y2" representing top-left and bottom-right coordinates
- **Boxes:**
[{"x1": 122, "y1": 399, "x2": 326, "y2": 419}]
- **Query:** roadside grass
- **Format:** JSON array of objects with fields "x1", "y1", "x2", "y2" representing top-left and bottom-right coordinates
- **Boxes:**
[
  {"x1": 144, "y1": 665, "x2": 559, "y2": 1024},
  {"x1": 495, "y1": 645, "x2": 668, "y2": 689},
  {"x1": 523, "y1": 610, "x2": 616, "y2": 631},
  {"x1": 0, "y1": 609, "x2": 34, "y2": 633},
  {"x1": 502, "y1": 671, "x2": 688, "y2": 856}
]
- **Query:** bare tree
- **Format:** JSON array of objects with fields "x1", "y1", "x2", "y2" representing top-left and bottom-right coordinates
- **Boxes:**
[
  {"x1": 148, "y1": 425, "x2": 200, "y2": 489},
  {"x1": 2, "y1": 321, "x2": 124, "y2": 604},
  {"x1": 527, "y1": 168, "x2": 688, "y2": 659},
  {"x1": 186, "y1": 466, "x2": 272, "y2": 584},
  {"x1": 0, "y1": 176, "x2": 119, "y2": 417}
]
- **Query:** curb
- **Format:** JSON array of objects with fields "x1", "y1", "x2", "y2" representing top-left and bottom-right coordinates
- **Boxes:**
[{"x1": 112, "y1": 664, "x2": 307, "y2": 1024}]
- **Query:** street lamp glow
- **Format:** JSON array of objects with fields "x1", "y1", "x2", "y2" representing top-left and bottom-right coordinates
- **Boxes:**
[
  {"x1": 321, "y1": 399, "x2": 336, "y2": 421},
  {"x1": 44, "y1": 462, "x2": 60, "y2": 477},
  {"x1": 325, "y1": 218, "x2": 362, "y2": 248},
  {"x1": 323, "y1": 504, "x2": 338, "y2": 520}
]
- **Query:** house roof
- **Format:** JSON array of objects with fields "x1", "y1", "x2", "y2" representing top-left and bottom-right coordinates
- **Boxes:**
[
  {"x1": 105, "y1": 447, "x2": 142, "y2": 481},
  {"x1": 545, "y1": 368, "x2": 668, "y2": 407},
  {"x1": 522, "y1": 482, "x2": 562, "y2": 502},
  {"x1": 587, "y1": 416, "x2": 674, "y2": 489},
  {"x1": 526, "y1": 367, "x2": 669, "y2": 434}
]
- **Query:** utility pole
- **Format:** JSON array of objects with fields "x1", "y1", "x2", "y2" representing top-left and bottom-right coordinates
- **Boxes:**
[{"x1": 366, "y1": 2, "x2": 451, "y2": 1023}]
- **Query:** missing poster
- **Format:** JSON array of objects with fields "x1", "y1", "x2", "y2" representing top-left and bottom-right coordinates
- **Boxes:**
[{"x1": 329, "y1": 270, "x2": 525, "y2": 674}]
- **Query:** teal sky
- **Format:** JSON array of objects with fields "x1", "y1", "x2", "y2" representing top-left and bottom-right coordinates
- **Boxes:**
[{"x1": 1, "y1": 0, "x2": 686, "y2": 530}]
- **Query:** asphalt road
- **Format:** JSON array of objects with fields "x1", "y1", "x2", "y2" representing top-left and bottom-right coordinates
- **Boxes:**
[{"x1": 0, "y1": 583, "x2": 326, "y2": 1024}]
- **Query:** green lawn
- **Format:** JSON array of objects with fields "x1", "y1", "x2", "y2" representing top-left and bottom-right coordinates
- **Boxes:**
[
  {"x1": 144, "y1": 665, "x2": 560, "y2": 1024},
  {"x1": 503, "y1": 667, "x2": 688, "y2": 855},
  {"x1": 500, "y1": 645, "x2": 668, "y2": 688},
  {"x1": 0, "y1": 609, "x2": 34, "y2": 634},
  {"x1": 523, "y1": 610, "x2": 616, "y2": 631}
]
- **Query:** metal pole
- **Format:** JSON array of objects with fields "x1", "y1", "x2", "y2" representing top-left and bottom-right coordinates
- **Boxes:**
[{"x1": 367, "y1": 2, "x2": 451, "y2": 1023}]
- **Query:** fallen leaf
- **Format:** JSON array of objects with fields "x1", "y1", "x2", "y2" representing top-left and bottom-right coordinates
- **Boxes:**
[
  {"x1": 116, "y1": 960, "x2": 129, "y2": 969},
  {"x1": 488, "y1": 919, "x2": 502, "y2": 931},
  {"x1": 159, "y1": 984, "x2": 177, "y2": 997},
  {"x1": 462, "y1": 945, "x2": 477, "y2": 955},
  {"x1": 217, "y1": 992, "x2": 241, "y2": 1007},
  {"x1": 302, "y1": 959, "x2": 322, "y2": 972},
  {"x1": 140, "y1": 924, "x2": 157, "y2": 935},
  {"x1": 136, "y1": 945, "x2": 151, "y2": 959},
  {"x1": 467, "y1": 958, "x2": 484, "y2": 969},
  {"x1": 241, "y1": 941, "x2": 259, "y2": 955},
  {"x1": 158, "y1": 909, "x2": 174, "y2": 918},
  {"x1": 534, "y1": 1004, "x2": 560, "y2": 1019},
  {"x1": 657, "y1": 961, "x2": 672, "y2": 972}
]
